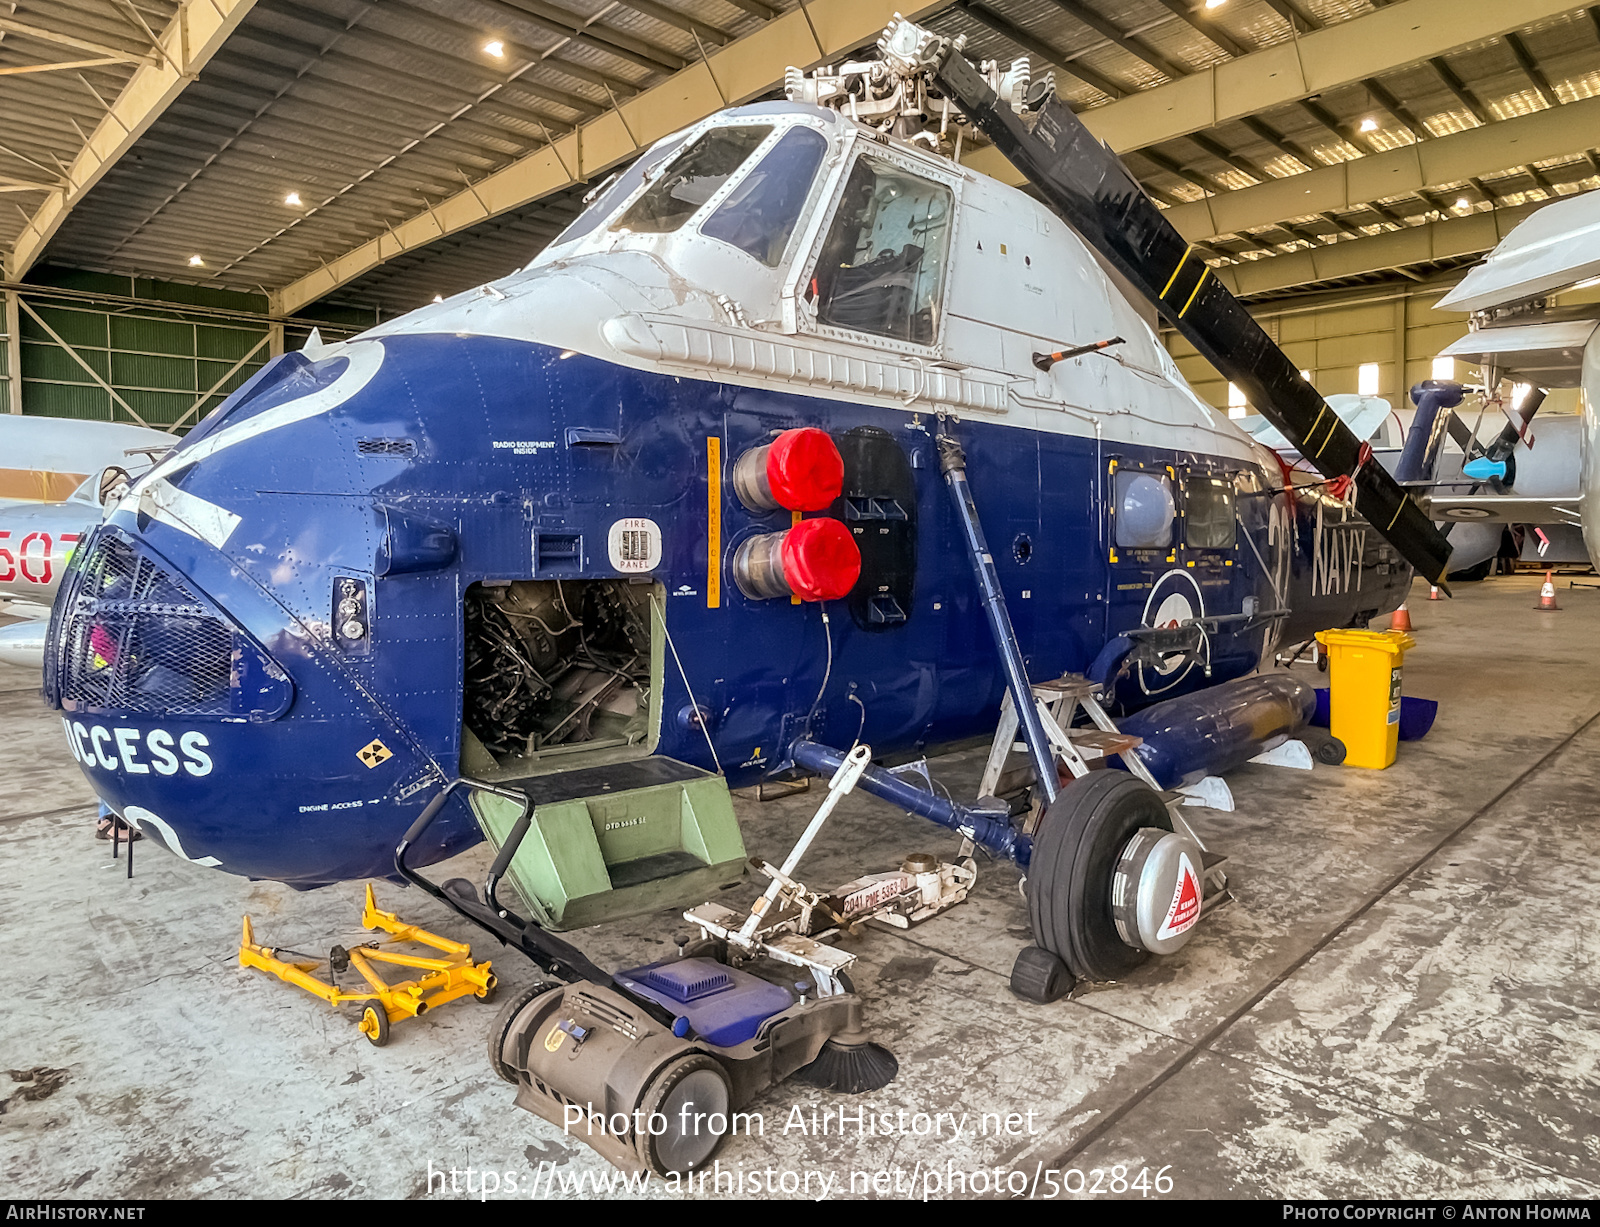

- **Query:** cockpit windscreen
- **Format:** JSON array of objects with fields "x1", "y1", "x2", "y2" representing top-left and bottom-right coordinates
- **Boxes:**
[
  {"x1": 611, "y1": 124, "x2": 773, "y2": 235},
  {"x1": 701, "y1": 126, "x2": 828, "y2": 266}
]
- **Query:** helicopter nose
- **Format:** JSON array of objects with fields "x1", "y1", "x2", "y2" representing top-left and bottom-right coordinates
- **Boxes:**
[{"x1": 43, "y1": 519, "x2": 446, "y2": 885}]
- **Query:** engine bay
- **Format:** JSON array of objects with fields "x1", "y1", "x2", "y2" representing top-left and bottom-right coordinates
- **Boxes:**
[{"x1": 462, "y1": 579, "x2": 659, "y2": 773}]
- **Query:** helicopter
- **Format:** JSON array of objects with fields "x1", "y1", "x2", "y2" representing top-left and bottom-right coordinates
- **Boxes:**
[{"x1": 41, "y1": 17, "x2": 1451, "y2": 968}]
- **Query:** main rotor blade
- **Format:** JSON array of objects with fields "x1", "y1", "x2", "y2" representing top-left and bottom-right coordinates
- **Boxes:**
[{"x1": 912, "y1": 34, "x2": 1454, "y2": 585}]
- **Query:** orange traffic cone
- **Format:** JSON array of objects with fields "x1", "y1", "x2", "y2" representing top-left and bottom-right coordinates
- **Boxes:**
[
  {"x1": 1428, "y1": 585, "x2": 1441, "y2": 601},
  {"x1": 1391, "y1": 603, "x2": 1413, "y2": 632},
  {"x1": 1536, "y1": 570, "x2": 1560, "y2": 610}
]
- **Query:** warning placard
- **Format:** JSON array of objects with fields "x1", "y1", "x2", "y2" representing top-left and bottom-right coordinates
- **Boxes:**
[{"x1": 1156, "y1": 854, "x2": 1201, "y2": 941}]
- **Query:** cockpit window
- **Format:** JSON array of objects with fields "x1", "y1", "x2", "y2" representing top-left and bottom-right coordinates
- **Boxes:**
[
  {"x1": 611, "y1": 125, "x2": 774, "y2": 236},
  {"x1": 808, "y1": 157, "x2": 953, "y2": 346},
  {"x1": 551, "y1": 133, "x2": 690, "y2": 247},
  {"x1": 701, "y1": 126, "x2": 828, "y2": 267}
]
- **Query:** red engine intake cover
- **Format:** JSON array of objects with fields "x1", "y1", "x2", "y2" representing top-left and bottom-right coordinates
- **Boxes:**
[
  {"x1": 780, "y1": 518, "x2": 861, "y2": 602},
  {"x1": 766, "y1": 428, "x2": 844, "y2": 512}
]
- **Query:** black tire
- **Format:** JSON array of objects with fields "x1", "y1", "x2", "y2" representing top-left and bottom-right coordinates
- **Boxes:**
[
  {"x1": 1314, "y1": 735, "x2": 1346, "y2": 766},
  {"x1": 634, "y1": 1054, "x2": 733, "y2": 1176},
  {"x1": 486, "y1": 980, "x2": 559, "y2": 1084},
  {"x1": 1448, "y1": 558, "x2": 1494, "y2": 583},
  {"x1": 473, "y1": 972, "x2": 500, "y2": 1005},
  {"x1": 835, "y1": 969, "x2": 856, "y2": 995},
  {"x1": 1009, "y1": 946, "x2": 1072, "y2": 1003},
  {"x1": 1029, "y1": 772, "x2": 1171, "y2": 983},
  {"x1": 359, "y1": 1001, "x2": 390, "y2": 1048}
]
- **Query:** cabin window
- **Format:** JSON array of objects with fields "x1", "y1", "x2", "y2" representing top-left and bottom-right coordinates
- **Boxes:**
[
  {"x1": 611, "y1": 125, "x2": 774, "y2": 236},
  {"x1": 702, "y1": 127, "x2": 828, "y2": 267},
  {"x1": 1114, "y1": 471, "x2": 1175, "y2": 549},
  {"x1": 1185, "y1": 476, "x2": 1236, "y2": 549},
  {"x1": 808, "y1": 156, "x2": 953, "y2": 345},
  {"x1": 552, "y1": 133, "x2": 690, "y2": 246}
]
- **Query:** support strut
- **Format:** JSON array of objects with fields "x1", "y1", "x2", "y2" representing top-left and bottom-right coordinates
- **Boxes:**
[
  {"x1": 790, "y1": 740, "x2": 1030, "y2": 866},
  {"x1": 937, "y1": 433, "x2": 1060, "y2": 810}
]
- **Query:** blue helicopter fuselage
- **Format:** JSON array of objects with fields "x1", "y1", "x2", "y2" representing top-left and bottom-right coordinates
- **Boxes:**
[{"x1": 43, "y1": 102, "x2": 1407, "y2": 887}]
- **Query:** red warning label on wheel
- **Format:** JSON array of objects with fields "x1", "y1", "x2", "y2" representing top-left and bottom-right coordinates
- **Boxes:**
[{"x1": 1156, "y1": 853, "x2": 1201, "y2": 942}]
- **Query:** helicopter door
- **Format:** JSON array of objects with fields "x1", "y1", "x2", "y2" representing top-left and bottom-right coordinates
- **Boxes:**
[
  {"x1": 798, "y1": 150, "x2": 957, "y2": 351},
  {"x1": 1175, "y1": 465, "x2": 1250, "y2": 684}
]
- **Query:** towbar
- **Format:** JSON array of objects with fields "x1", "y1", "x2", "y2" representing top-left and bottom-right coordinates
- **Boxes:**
[{"x1": 790, "y1": 740, "x2": 1031, "y2": 867}]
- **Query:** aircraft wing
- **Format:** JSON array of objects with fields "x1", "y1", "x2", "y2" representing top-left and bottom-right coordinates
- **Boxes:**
[
  {"x1": 1436, "y1": 190, "x2": 1600, "y2": 313},
  {"x1": 1437, "y1": 319, "x2": 1598, "y2": 389},
  {"x1": 1417, "y1": 493, "x2": 1582, "y2": 524}
]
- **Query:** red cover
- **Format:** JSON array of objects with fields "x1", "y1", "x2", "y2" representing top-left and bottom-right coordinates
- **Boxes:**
[
  {"x1": 780, "y1": 517, "x2": 861, "y2": 601},
  {"x1": 765, "y1": 427, "x2": 844, "y2": 511}
]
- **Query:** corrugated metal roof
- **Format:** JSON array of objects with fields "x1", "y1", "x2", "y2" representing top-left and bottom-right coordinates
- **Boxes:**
[
  {"x1": 0, "y1": 0, "x2": 182, "y2": 254},
  {"x1": 8, "y1": 0, "x2": 1600, "y2": 313}
]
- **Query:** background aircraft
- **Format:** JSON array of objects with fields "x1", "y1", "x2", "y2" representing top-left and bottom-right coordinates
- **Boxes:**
[
  {"x1": 1401, "y1": 189, "x2": 1600, "y2": 571},
  {"x1": 0, "y1": 418, "x2": 176, "y2": 669},
  {"x1": 0, "y1": 415, "x2": 177, "y2": 507}
]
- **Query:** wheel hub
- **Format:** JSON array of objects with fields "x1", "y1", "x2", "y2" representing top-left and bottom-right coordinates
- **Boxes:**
[{"x1": 1111, "y1": 827, "x2": 1204, "y2": 954}]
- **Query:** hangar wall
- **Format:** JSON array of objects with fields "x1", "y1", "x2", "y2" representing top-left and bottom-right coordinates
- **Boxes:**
[
  {"x1": 1, "y1": 267, "x2": 370, "y2": 432},
  {"x1": 1165, "y1": 287, "x2": 1474, "y2": 414}
]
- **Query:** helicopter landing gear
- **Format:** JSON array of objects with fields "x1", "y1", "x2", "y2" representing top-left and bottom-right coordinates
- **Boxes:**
[{"x1": 1021, "y1": 772, "x2": 1207, "y2": 985}]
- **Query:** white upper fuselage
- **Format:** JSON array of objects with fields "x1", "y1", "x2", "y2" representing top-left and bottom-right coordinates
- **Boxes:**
[{"x1": 366, "y1": 102, "x2": 1268, "y2": 473}]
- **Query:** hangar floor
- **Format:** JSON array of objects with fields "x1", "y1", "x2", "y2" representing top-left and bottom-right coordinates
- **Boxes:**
[{"x1": 2, "y1": 573, "x2": 1597, "y2": 1201}]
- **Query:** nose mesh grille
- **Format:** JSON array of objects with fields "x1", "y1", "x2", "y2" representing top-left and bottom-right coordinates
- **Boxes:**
[{"x1": 58, "y1": 532, "x2": 236, "y2": 716}]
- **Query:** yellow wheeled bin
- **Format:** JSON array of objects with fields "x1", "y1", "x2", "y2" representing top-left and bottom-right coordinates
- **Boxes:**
[{"x1": 1314, "y1": 628, "x2": 1416, "y2": 769}]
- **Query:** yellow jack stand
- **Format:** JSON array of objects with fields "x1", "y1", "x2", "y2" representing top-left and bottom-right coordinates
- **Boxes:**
[{"x1": 239, "y1": 884, "x2": 497, "y2": 1046}]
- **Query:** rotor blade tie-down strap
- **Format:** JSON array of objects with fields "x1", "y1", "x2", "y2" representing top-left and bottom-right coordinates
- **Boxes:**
[{"x1": 1325, "y1": 441, "x2": 1373, "y2": 505}]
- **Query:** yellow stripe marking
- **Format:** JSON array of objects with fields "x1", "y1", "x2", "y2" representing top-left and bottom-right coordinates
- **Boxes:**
[
  {"x1": 1178, "y1": 268, "x2": 1210, "y2": 318},
  {"x1": 790, "y1": 509, "x2": 802, "y2": 604},
  {"x1": 1312, "y1": 404, "x2": 1340, "y2": 458},
  {"x1": 1386, "y1": 501, "x2": 1406, "y2": 531},
  {"x1": 1158, "y1": 247, "x2": 1192, "y2": 300},
  {"x1": 707, "y1": 437, "x2": 722, "y2": 609}
]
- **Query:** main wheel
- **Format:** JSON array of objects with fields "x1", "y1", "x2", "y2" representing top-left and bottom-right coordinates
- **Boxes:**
[
  {"x1": 486, "y1": 980, "x2": 560, "y2": 1084},
  {"x1": 1028, "y1": 772, "x2": 1172, "y2": 982},
  {"x1": 634, "y1": 1054, "x2": 733, "y2": 1176}
]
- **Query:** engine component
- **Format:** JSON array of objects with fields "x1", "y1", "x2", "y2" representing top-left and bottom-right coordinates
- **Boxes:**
[
  {"x1": 730, "y1": 517, "x2": 861, "y2": 601},
  {"x1": 462, "y1": 579, "x2": 652, "y2": 762},
  {"x1": 730, "y1": 427, "x2": 845, "y2": 512}
]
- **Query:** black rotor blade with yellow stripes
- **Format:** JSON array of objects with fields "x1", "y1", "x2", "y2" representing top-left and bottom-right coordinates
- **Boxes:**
[{"x1": 921, "y1": 41, "x2": 1454, "y2": 586}]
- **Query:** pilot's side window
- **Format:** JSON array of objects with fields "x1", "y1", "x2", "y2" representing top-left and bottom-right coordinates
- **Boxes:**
[
  {"x1": 807, "y1": 157, "x2": 953, "y2": 346},
  {"x1": 1185, "y1": 476, "x2": 1236, "y2": 549},
  {"x1": 611, "y1": 125, "x2": 774, "y2": 235},
  {"x1": 702, "y1": 127, "x2": 828, "y2": 267}
]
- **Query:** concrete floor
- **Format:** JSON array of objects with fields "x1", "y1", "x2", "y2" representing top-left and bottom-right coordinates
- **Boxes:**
[{"x1": 2, "y1": 574, "x2": 1598, "y2": 1200}]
